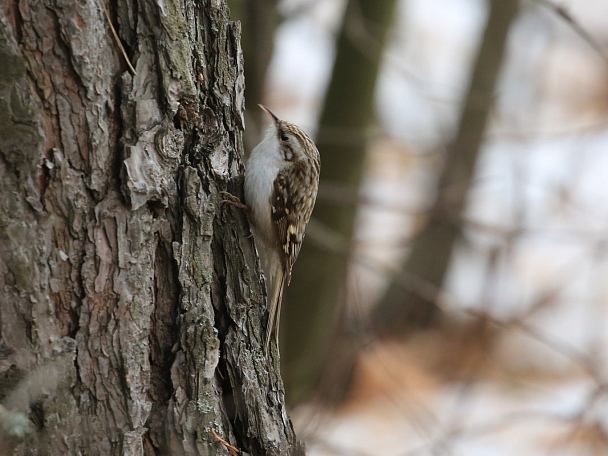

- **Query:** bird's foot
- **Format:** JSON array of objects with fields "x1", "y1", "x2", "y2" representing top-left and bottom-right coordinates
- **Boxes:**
[{"x1": 220, "y1": 191, "x2": 250, "y2": 212}]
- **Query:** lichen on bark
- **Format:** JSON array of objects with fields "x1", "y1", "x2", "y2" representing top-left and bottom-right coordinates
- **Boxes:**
[{"x1": 0, "y1": 0, "x2": 302, "y2": 454}]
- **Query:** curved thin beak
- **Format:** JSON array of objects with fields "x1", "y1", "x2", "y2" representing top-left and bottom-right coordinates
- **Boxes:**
[{"x1": 258, "y1": 104, "x2": 281, "y2": 126}]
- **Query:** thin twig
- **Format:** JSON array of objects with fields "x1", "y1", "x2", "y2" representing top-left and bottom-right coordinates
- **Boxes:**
[
  {"x1": 534, "y1": 0, "x2": 608, "y2": 66},
  {"x1": 211, "y1": 429, "x2": 239, "y2": 456},
  {"x1": 103, "y1": 5, "x2": 136, "y2": 75}
]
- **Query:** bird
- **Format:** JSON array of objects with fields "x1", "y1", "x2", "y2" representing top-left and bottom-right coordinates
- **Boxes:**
[{"x1": 225, "y1": 105, "x2": 320, "y2": 350}]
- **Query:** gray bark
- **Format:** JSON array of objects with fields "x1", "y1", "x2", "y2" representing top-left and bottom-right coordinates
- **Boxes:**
[{"x1": 0, "y1": 0, "x2": 301, "y2": 454}]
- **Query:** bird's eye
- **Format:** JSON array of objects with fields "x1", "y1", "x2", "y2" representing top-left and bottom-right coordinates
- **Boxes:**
[{"x1": 280, "y1": 134, "x2": 289, "y2": 142}]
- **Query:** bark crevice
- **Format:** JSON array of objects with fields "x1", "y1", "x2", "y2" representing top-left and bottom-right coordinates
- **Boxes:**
[{"x1": 0, "y1": 0, "x2": 302, "y2": 454}]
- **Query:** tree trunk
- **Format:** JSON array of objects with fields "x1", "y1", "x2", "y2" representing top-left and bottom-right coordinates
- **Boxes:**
[
  {"x1": 373, "y1": 0, "x2": 520, "y2": 333},
  {"x1": 0, "y1": 1, "x2": 302, "y2": 455}
]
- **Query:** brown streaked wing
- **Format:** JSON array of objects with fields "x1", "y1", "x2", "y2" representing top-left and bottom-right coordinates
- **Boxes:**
[{"x1": 270, "y1": 166, "x2": 312, "y2": 284}]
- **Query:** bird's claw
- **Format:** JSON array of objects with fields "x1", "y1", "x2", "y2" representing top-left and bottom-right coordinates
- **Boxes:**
[{"x1": 220, "y1": 191, "x2": 250, "y2": 212}]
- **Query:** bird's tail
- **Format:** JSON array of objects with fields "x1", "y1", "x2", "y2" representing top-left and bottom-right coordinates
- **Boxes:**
[{"x1": 265, "y1": 266, "x2": 287, "y2": 350}]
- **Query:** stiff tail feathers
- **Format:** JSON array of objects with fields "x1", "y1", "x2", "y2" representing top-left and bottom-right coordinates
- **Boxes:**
[{"x1": 265, "y1": 266, "x2": 287, "y2": 350}]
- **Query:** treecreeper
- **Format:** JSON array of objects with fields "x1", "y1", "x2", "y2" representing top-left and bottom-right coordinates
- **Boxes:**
[{"x1": 224, "y1": 105, "x2": 321, "y2": 350}]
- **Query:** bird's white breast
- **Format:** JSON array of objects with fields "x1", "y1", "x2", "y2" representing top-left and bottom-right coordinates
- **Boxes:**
[{"x1": 244, "y1": 131, "x2": 284, "y2": 246}]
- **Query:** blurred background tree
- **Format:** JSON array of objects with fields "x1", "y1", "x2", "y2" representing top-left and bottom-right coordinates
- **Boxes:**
[
  {"x1": 232, "y1": 0, "x2": 608, "y2": 452},
  {"x1": 229, "y1": 0, "x2": 281, "y2": 150},
  {"x1": 232, "y1": 0, "x2": 522, "y2": 406},
  {"x1": 373, "y1": 0, "x2": 520, "y2": 333},
  {"x1": 282, "y1": 0, "x2": 398, "y2": 405}
]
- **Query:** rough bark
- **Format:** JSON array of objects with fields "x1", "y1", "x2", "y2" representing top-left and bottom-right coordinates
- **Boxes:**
[
  {"x1": 0, "y1": 0, "x2": 301, "y2": 454},
  {"x1": 373, "y1": 0, "x2": 520, "y2": 332}
]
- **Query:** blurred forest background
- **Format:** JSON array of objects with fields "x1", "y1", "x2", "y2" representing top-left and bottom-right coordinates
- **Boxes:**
[{"x1": 230, "y1": 0, "x2": 608, "y2": 454}]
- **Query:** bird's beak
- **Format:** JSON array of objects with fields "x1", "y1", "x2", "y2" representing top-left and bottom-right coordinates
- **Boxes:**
[{"x1": 258, "y1": 104, "x2": 281, "y2": 126}]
